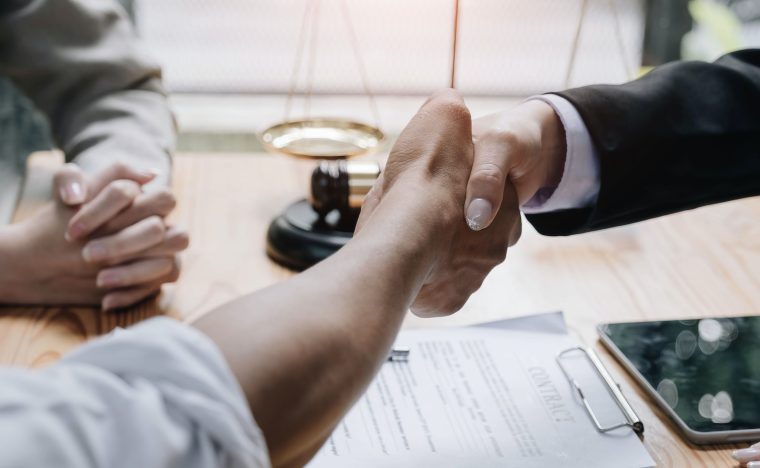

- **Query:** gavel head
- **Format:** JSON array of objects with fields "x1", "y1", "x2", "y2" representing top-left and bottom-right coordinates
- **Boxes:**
[{"x1": 310, "y1": 160, "x2": 381, "y2": 218}]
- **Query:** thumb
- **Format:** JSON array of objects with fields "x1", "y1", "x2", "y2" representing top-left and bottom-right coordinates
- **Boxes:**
[
  {"x1": 464, "y1": 138, "x2": 512, "y2": 231},
  {"x1": 53, "y1": 163, "x2": 88, "y2": 205}
]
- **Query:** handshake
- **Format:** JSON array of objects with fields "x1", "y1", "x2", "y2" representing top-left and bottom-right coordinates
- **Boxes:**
[
  {"x1": 356, "y1": 89, "x2": 567, "y2": 315},
  {"x1": 0, "y1": 163, "x2": 189, "y2": 310},
  {"x1": 0, "y1": 89, "x2": 563, "y2": 315}
]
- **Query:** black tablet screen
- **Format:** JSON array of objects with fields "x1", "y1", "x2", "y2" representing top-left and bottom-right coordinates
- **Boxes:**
[{"x1": 600, "y1": 316, "x2": 760, "y2": 432}]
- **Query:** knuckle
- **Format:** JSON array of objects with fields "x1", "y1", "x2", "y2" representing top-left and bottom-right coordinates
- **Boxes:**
[
  {"x1": 413, "y1": 279, "x2": 468, "y2": 317},
  {"x1": 448, "y1": 297, "x2": 468, "y2": 314},
  {"x1": 425, "y1": 90, "x2": 470, "y2": 120},
  {"x1": 433, "y1": 295, "x2": 466, "y2": 317},
  {"x1": 145, "y1": 216, "x2": 166, "y2": 238},
  {"x1": 53, "y1": 163, "x2": 78, "y2": 183},
  {"x1": 475, "y1": 238, "x2": 508, "y2": 265},
  {"x1": 111, "y1": 162, "x2": 129, "y2": 176},
  {"x1": 109, "y1": 180, "x2": 139, "y2": 201},
  {"x1": 481, "y1": 126, "x2": 523, "y2": 151},
  {"x1": 410, "y1": 303, "x2": 438, "y2": 318},
  {"x1": 471, "y1": 162, "x2": 506, "y2": 187},
  {"x1": 435, "y1": 98, "x2": 471, "y2": 123},
  {"x1": 154, "y1": 189, "x2": 177, "y2": 211}
]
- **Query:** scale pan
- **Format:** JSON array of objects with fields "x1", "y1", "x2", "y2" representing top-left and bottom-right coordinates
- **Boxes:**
[{"x1": 261, "y1": 118, "x2": 384, "y2": 160}]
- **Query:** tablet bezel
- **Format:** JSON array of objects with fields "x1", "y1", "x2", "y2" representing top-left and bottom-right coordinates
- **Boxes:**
[{"x1": 597, "y1": 321, "x2": 760, "y2": 445}]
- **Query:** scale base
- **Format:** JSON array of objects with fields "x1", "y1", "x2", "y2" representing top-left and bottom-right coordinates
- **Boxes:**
[{"x1": 266, "y1": 199, "x2": 358, "y2": 271}]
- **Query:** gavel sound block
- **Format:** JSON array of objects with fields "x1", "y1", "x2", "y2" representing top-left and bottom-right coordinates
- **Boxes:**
[{"x1": 266, "y1": 161, "x2": 381, "y2": 270}]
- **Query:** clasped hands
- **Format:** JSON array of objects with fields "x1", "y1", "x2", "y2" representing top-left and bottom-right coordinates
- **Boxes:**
[
  {"x1": 0, "y1": 163, "x2": 188, "y2": 310},
  {"x1": 358, "y1": 90, "x2": 566, "y2": 316}
]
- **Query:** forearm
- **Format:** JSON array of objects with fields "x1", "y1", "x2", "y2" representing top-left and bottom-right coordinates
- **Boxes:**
[
  {"x1": 0, "y1": 226, "x2": 24, "y2": 302},
  {"x1": 0, "y1": 228, "x2": 13, "y2": 299},
  {"x1": 66, "y1": 81, "x2": 175, "y2": 189},
  {"x1": 194, "y1": 186, "x2": 446, "y2": 466},
  {"x1": 534, "y1": 49, "x2": 760, "y2": 235},
  {"x1": 0, "y1": 0, "x2": 175, "y2": 189},
  {"x1": 0, "y1": 318, "x2": 269, "y2": 468}
]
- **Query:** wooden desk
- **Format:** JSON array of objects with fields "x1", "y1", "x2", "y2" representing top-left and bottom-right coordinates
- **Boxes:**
[{"x1": 3, "y1": 151, "x2": 759, "y2": 467}]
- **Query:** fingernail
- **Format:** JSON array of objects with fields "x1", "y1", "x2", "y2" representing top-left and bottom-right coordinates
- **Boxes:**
[
  {"x1": 97, "y1": 271, "x2": 122, "y2": 288},
  {"x1": 465, "y1": 198, "x2": 493, "y2": 231},
  {"x1": 748, "y1": 461, "x2": 760, "y2": 468},
  {"x1": 61, "y1": 181, "x2": 85, "y2": 204},
  {"x1": 732, "y1": 447, "x2": 760, "y2": 463},
  {"x1": 82, "y1": 243, "x2": 107, "y2": 263},
  {"x1": 68, "y1": 221, "x2": 88, "y2": 240}
]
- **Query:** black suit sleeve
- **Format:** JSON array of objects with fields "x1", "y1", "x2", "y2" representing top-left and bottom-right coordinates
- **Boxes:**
[{"x1": 526, "y1": 49, "x2": 760, "y2": 236}]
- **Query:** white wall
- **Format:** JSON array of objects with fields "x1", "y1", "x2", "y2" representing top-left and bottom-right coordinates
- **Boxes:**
[{"x1": 137, "y1": 0, "x2": 645, "y2": 96}]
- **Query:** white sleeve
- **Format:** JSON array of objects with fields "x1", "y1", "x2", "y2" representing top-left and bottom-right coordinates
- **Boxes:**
[
  {"x1": 0, "y1": 317, "x2": 270, "y2": 468},
  {"x1": 521, "y1": 94, "x2": 601, "y2": 213}
]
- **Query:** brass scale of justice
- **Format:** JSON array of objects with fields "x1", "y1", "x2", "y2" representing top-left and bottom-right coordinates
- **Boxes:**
[{"x1": 261, "y1": 0, "x2": 628, "y2": 270}]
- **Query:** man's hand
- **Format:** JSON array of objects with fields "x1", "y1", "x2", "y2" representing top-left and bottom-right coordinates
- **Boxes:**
[
  {"x1": 357, "y1": 89, "x2": 521, "y2": 316},
  {"x1": 0, "y1": 163, "x2": 188, "y2": 309},
  {"x1": 366, "y1": 100, "x2": 564, "y2": 316}
]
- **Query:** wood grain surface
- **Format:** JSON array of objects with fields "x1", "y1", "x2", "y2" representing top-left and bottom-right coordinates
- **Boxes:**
[{"x1": 3, "y1": 151, "x2": 759, "y2": 467}]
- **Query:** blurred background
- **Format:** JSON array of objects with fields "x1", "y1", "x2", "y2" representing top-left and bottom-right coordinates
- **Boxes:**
[
  {"x1": 138, "y1": 0, "x2": 643, "y2": 95},
  {"x1": 142, "y1": 0, "x2": 645, "y2": 150},
  {"x1": 133, "y1": 0, "x2": 760, "y2": 151},
  {"x1": 6, "y1": 0, "x2": 760, "y2": 156}
]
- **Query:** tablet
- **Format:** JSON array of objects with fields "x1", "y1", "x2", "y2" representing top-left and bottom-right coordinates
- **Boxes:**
[{"x1": 598, "y1": 316, "x2": 760, "y2": 444}]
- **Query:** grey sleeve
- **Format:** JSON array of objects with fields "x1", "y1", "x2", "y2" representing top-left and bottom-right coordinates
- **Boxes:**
[
  {"x1": 0, "y1": 0, "x2": 175, "y2": 187},
  {"x1": 0, "y1": 318, "x2": 270, "y2": 468}
]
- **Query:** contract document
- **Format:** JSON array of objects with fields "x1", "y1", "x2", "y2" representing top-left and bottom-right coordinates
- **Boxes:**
[{"x1": 308, "y1": 312, "x2": 655, "y2": 468}]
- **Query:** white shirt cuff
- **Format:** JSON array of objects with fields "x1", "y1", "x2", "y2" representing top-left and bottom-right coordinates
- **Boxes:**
[{"x1": 521, "y1": 94, "x2": 600, "y2": 214}]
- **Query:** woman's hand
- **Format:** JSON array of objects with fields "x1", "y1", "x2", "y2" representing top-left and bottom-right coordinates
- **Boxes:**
[
  {"x1": 0, "y1": 163, "x2": 188, "y2": 309},
  {"x1": 733, "y1": 441, "x2": 760, "y2": 467},
  {"x1": 59, "y1": 164, "x2": 188, "y2": 309},
  {"x1": 465, "y1": 99, "x2": 566, "y2": 230}
]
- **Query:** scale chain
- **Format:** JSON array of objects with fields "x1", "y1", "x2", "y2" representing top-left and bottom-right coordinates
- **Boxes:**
[{"x1": 285, "y1": 0, "x2": 380, "y2": 128}]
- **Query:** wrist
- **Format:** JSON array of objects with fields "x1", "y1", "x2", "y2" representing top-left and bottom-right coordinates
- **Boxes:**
[
  {"x1": 533, "y1": 101, "x2": 567, "y2": 189},
  {"x1": 355, "y1": 181, "x2": 458, "y2": 275},
  {"x1": 0, "y1": 225, "x2": 28, "y2": 301}
]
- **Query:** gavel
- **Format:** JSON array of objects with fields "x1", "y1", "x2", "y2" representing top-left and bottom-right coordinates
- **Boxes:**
[
  {"x1": 309, "y1": 160, "x2": 381, "y2": 218},
  {"x1": 266, "y1": 160, "x2": 382, "y2": 271}
]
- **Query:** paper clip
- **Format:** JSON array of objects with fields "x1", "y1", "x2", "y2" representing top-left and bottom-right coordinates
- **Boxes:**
[
  {"x1": 556, "y1": 346, "x2": 644, "y2": 434},
  {"x1": 386, "y1": 347, "x2": 410, "y2": 362}
]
